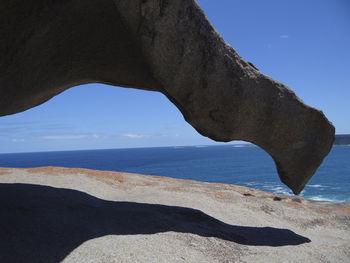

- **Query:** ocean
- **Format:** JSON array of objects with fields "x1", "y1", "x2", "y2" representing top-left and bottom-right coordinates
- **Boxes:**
[{"x1": 0, "y1": 145, "x2": 349, "y2": 202}]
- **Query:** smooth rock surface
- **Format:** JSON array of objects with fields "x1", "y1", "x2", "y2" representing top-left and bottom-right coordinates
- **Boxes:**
[
  {"x1": 0, "y1": 0, "x2": 335, "y2": 193},
  {"x1": 0, "y1": 167, "x2": 349, "y2": 263}
]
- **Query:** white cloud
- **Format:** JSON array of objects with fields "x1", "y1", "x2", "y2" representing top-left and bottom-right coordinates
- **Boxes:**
[
  {"x1": 11, "y1": 138, "x2": 25, "y2": 142},
  {"x1": 41, "y1": 134, "x2": 100, "y2": 140},
  {"x1": 280, "y1": 34, "x2": 289, "y2": 39},
  {"x1": 122, "y1": 133, "x2": 150, "y2": 139}
]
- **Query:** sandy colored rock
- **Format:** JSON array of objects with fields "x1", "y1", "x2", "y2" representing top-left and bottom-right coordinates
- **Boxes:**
[
  {"x1": 0, "y1": 0, "x2": 334, "y2": 193},
  {"x1": 0, "y1": 167, "x2": 349, "y2": 263}
]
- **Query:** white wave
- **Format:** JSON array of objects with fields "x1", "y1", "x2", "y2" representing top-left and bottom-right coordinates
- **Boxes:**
[
  {"x1": 262, "y1": 184, "x2": 292, "y2": 195},
  {"x1": 308, "y1": 195, "x2": 346, "y2": 202},
  {"x1": 244, "y1": 182, "x2": 258, "y2": 186},
  {"x1": 307, "y1": 184, "x2": 327, "y2": 188}
]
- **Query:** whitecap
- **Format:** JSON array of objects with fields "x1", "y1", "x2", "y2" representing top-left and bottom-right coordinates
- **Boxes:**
[
  {"x1": 307, "y1": 184, "x2": 327, "y2": 188},
  {"x1": 308, "y1": 195, "x2": 346, "y2": 202},
  {"x1": 262, "y1": 184, "x2": 292, "y2": 195},
  {"x1": 244, "y1": 182, "x2": 258, "y2": 186}
]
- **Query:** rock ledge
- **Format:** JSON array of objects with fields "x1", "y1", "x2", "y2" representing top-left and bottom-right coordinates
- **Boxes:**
[{"x1": 0, "y1": 167, "x2": 349, "y2": 263}]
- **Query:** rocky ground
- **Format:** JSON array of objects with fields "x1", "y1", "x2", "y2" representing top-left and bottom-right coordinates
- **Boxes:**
[{"x1": 0, "y1": 166, "x2": 349, "y2": 263}]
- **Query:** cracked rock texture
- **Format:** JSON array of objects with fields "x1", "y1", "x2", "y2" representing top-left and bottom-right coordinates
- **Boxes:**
[
  {"x1": 0, "y1": 0, "x2": 335, "y2": 193},
  {"x1": 0, "y1": 167, "x2": 349, "y2": 263}
]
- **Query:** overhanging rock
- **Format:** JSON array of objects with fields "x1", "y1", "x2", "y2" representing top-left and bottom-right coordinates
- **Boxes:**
[{"x1": 0, "y1": 0, "x2": 335, "y2": 194}]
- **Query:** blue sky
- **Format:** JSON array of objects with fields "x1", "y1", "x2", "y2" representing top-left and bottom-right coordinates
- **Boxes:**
[{"x1": 1, "y1": 0, "x2": 349, "y2": 153}]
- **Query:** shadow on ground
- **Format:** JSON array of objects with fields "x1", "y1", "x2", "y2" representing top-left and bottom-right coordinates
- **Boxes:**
[{"x1": 0, "y1": 183, "x2": 310, "y2": 262}]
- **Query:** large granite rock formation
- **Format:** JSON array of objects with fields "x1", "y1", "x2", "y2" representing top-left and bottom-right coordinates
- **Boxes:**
[
  {"x1": 0, "y1": 0, "x2": 335, "y2": 194},
  {"x1": 0, "y1": 167, "x2": 349, "y2": 262}
]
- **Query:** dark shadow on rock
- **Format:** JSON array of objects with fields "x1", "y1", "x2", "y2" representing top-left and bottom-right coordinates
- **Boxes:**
[{"x1": 0, "y1": 183, "x2": 311, "y2": 263}]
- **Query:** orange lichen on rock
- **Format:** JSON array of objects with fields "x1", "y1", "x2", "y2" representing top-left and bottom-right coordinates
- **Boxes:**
[
  {"x1": 213, "y1": 191, "x2": 233, "y2": 201},
  {"x1": 2, "y1": 166, "x2": 130, "y2": 189},
  {"x1": 162, "y1": 186, "x2": 184, "y2": 192},
  {"x1": 283, "y1": 201, "x2": 317, "y2": 211},
  {"x1": 2, "y1": 166, "x2": 349, "y2": 220},
  {"x1": 23, "y1": 167, "x2": 126, "y2": 182},
  {"x1": 26, "y1": 166, "x2": 63, "y2": 175},
  {"x1": 338, "y1": 207, "x2": 350, "y2": 216},
  {"x1": 141, "y1": 181, "x2": 160, "y2": 187},
  {"x1": 317, "y1": 207, "x2": 331, "y2": 215},
  {"x1": 0, "y1": 167, "x2": 11, "y2": 175},
  {"x1": 283, "y1": 201, "x2": 336, "y2": 216}
]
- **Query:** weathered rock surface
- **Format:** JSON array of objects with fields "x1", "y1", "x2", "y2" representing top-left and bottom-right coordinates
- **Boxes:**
[
  {"x1": 0, "y1": 0, "x2": 335, "y2": 193},
  {"x1": 0, "y1": 167, "x2": 349, "y2": 263}
]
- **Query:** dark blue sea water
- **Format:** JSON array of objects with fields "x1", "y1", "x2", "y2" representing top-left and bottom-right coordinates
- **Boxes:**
[{"x1": 0, "y1": 145, "x2": 349, "y2": 202}]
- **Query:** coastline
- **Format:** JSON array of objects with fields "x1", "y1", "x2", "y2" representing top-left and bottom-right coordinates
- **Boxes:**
[
  {"x1": 0, "y1": 145, "x2": 349, "y2": 203},
  {"x1": 0, "y1": 166, "x2": 349, "y2": 262},
  {"x1": 1, "y1": 166, "x2": 349, "y2": 206}
]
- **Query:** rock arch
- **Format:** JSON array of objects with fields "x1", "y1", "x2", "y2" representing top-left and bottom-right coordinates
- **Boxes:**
[{"x1": 0, "y1": 0, "x2": 334, "y2": 194}]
